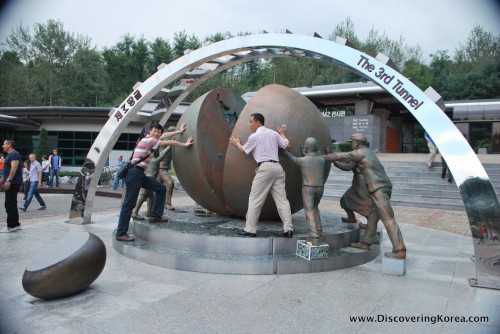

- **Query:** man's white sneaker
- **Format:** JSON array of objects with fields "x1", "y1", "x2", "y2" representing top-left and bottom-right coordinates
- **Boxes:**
[{"x1": 0, "y1": 226, "x2": 19, "y2": 233}]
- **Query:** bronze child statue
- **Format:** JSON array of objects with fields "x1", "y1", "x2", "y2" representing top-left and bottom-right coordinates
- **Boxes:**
[{"x1": 283, "y1": 137, "x2": 325, "y2": 245}]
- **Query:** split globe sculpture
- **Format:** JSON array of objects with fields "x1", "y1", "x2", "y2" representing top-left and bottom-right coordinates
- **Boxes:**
[
  {"x1": 173, "y1": 84, "x2": 332, "y2": 219},
  {"x1": 68, "y1": 32, "x2": 500, "y2": 289}
]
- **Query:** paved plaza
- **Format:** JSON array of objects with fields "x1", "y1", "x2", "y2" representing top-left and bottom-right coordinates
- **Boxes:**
[{"x1": 1, "y1": 186, "x2": 499, "y2": 334}]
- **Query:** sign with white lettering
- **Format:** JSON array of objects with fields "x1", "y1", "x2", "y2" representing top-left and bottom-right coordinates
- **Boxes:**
[{"x1": 352, "y1": 117, "x2": 369, "y2": 131}]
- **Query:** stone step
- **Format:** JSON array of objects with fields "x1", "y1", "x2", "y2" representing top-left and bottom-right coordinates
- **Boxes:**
[
  {"x1": 324, "y1": 185, "x2": 462, "y2": 197},
  {"x1": 323, "y1": 192, "x2": 465, "y2": 210},
  {"x1": 324, "y1": 159, "x2": 500, "y2": 211},
  {"x1": 328, "y1": 170, "x2": 500, "y2": 183}
]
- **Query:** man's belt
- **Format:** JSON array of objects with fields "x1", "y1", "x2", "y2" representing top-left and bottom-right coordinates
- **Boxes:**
[{"x1": 257, "y1": 160, "x2": 279, "y2": 167}]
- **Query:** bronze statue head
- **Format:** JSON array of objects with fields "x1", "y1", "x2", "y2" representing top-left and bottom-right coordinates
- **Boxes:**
[
  {"x1": 350, "y1": 133, "x2": 368, "y2": 149},
  {"x1": 303, "y1": 137, "x2": 319, "y2": 154}
]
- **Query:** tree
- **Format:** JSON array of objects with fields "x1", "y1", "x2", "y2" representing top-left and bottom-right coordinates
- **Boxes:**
[
  {"x1": 455, "y1": 25, "x2": 500, "y2": 64},
  {"x1": 35, "y1": 128, "x2": 51, "y2": 161},
  {"x1": 146, "y1": 37, "x2": 174, "y2": 75},
  {"x1": 102, "y1": 35, "x2": 150, "y2": 104},
  {"x1": 0, "y1": 51, "x2": 25, "y2": 106},
  {"x1": 403, "y1": 59, "x2": 433, "y2": 90},
  {"x1": 31, "y1": 19, "x2": 87, "y2": 105},
  {"x1": 5, "y1": 23, "x2": 35, "y2": 105},
  {"x1": 328, "y1": 17, "x2": 361, "y2": 48},
  {"x1": 62, "y1": 47, "x2": 109, "y2": 106},
  {"x1": 172, "y1": 30, "x2": 201, "y2": 59}
]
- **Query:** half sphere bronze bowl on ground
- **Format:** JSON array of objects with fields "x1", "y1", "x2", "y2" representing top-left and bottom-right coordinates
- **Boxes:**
[{"x1": 22, "y1": 232, "x2": 106, "y2": 299}]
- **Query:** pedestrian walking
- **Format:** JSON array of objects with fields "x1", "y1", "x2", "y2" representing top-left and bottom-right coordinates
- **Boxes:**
[{"x1": 19, "y1": 153, "x2": 47, "y2": 212}]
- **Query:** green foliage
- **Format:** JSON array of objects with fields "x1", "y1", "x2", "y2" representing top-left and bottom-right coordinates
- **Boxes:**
[
  {"x1": 173, "y1": 30, "x2": 201, "y2": 59},
  {"x1": 35, "y1": 128, "x2": 51, "y2": 161},
  {"x1": 59, "y1": 171, "x2": 79, "y2": 177},
  {"x1": 413, "y1": 124, "x2": 428, "y2": 153},
  {"x1": 337, "y1": 141, "x2": 369, "y2": 152},
  {"x1": 414, "y1": 137, "x2": 428, "y2": 153},
  {"x1": 474, "y1": 138, "x2": 492, "y2": 153},
  {"x1": 0, "y1": 19, "x2": 498, "y2": 108},
  {"x1": 338, "y1": 142, "x2": 352, "y2": 152}
]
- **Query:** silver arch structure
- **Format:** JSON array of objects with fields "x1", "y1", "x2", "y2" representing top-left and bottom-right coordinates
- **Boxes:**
[{"x1": 69, "y1": 32, "x2": 500, "y2": 289}]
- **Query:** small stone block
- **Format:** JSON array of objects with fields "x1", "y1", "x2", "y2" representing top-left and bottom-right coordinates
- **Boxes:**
[
  {"x1": 382, "y1": 255, "x2": 407, "y2": 276},
  {"x1": 296, "y1": 240, "x2": 329, "y2": 260}
]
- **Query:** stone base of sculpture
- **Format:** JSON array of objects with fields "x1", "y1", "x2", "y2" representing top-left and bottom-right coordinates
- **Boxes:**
[
  {"x1": 112, "y1": 205, "x2": 380, "y2": 275},
  {"x1": 382, "y1": 255, "x2": 407, "y2": 276}
]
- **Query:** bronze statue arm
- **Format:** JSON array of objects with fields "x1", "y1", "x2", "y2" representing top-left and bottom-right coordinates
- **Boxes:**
[
  {"x1": 333, "y1": 160, "x2": 356, "y2": 171},
  {"x1": 160, "y1": 137, "x2": 194, "y2": 148},
  {"x1": 282, "y1": 150, "x2": 298, "y2": 164},
  {"x1": 160, "y1": 122, "x2": 187, "y2": 139}
]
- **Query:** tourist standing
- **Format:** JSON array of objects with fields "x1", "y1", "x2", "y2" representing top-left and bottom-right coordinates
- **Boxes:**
[
  {"x1": 19, "y1": 153, "x2": 47, "y2": 211},
  {"x1": 229, "y1": 113, "x2": 294, "y2": 238},
  {"x1": 112, "y1": 155, "x2": 126, "y2": 190},
  {"x1": 0, "y1": 139, "x2": 23, "y2": 233},
  {"x1": 424, "y1": 131, "x2": 437, "y2": 168},
  {"x1": 115, "y1": 123, "x2": 194, "y2": 242},
  {"x1": 22, "y1": 161, "x2": 30, "y2": 200},
  {"x1": 41, "y1": 155, "x2": 50, "y2": 185},
  {"x1": 0, "y1": 154, "x2": 4, "y2": 178},
  {"x1": 49, "y1": 149, "x2": 62, "y2": 187}
]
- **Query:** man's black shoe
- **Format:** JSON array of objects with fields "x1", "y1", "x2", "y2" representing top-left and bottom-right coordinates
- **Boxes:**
[
  {"x1": 237, "y1": 230, "x2": 256, "y2": 237},
  {"x1": 283, "y1": 230, "x2": 294, "y2": 238},
  {"x1": 149, "y1": 216, "x2": 168, "y2": 223},
  {"x1": 116, "y1": 234, "x2": 135, "y2": 242}
]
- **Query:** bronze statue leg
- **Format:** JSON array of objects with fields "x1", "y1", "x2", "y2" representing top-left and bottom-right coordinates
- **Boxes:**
[
  {"x1": 132, "y1": 192, "x2": 147, "y2": 220},
  {"x1": 302, "y1": 187, "x2": 319, "y2": 239},
  {"x1": 361, "y1": 209, "x2": 379, "y2": 245},
  {"x1": 371, "y1": 189, "x2": 407, "y2": 258},
  {"x1": 159, "y1": 170, "x2": 175, "y2": 210},
  {"x1": 146, "y1": 191, "x2": 154, "y2": 217},
  {"x1": 340, "y1": 196, "x2": 357, "y2": 223},
  {"x1": 314, "y1": 187, "x2": 324, "y2": 237}
]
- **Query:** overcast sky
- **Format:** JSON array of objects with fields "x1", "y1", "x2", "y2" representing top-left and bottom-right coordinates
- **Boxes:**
[{"x1": 0, "y1": 0, "x2": 499, "y2": 61}]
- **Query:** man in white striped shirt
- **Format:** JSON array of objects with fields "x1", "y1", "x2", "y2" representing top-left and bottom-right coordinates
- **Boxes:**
[{"x1": 229, "y1": 113, "x2": 294, "y2": 238}]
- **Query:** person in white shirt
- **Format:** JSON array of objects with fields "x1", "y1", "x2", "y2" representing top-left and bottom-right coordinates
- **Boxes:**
[
  {"x1": 229, "y1": 113, "x2": 294, "y2": 238},
  {"x1": 41, "y1": 155, "x2": 50, "y2": 186},
  {"x1": 20, "y1": 153, "x2": 47, "y2": 211}
]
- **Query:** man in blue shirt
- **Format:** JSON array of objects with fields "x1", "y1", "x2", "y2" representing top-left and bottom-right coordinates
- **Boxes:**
[
  {"x1": 49, "y1": 149, "x2": 62, "y2": 187},
  {"x1": 112, "y1": 155, "x2": 126, "y2": 190},
  {"x1": 0, "y1": 139, "x2": 23, "y2": 232}
]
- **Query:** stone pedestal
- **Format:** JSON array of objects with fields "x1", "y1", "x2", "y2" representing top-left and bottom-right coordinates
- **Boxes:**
[{"x1": 382, "y1": 255, "x2": 407, "y2": 276}]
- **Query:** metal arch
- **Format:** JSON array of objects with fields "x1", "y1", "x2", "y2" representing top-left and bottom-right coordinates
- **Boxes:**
[{"x1": 71, "y1": 33, "x2": 499, "y2": 288}]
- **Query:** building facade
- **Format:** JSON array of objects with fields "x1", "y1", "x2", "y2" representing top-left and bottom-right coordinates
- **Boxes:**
[{"x1": 1, "y1": 82, "x2": 499, "y2": 171}]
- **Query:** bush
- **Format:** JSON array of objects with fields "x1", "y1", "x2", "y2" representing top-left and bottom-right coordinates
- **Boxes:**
[
  {"x1": 337, "y1": 141, "x2": 369, "y2": 152},
  {"x1": 60, "y1": 172, "x2": 80, "y2": 177},
  {"x1": 474, "y1": 138, "x2": 491, "y2": 153},
  {"x1": 414, "y1": 138, "x2": 428, "y2": 153}
]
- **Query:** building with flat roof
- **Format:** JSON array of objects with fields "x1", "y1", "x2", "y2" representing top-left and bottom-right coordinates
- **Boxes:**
[{"x1": 1, "y1": 82, "x2": 499, "y2": 170}]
